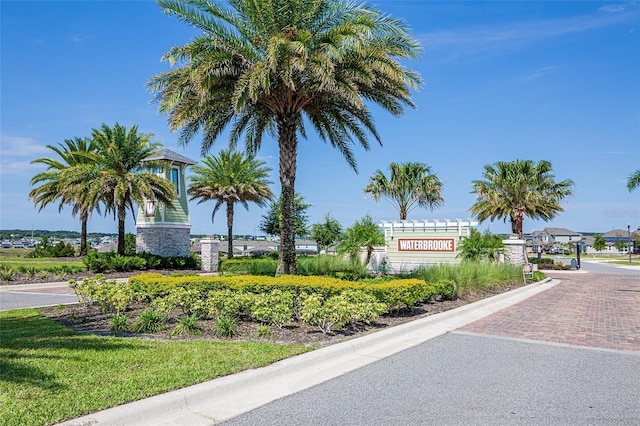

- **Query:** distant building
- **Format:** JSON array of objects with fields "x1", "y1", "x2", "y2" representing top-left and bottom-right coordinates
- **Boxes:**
[
  {"x1": 529, "y1": 227, "x2": 583, "y2": 253},
  {"x1": 598, "y1": 229, "x2": 633, "y2": 255},
  {"x1": 212, "y1": 239, "x2": 318, "y2": 257}
]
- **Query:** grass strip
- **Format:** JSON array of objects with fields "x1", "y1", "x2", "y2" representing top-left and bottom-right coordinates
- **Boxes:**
[
  {"x1": 411, "y1": 262, "x2": 528, "y2": 295},
  {"x1": 0, "y1": 309, "x2": 310, "y2": 426}
]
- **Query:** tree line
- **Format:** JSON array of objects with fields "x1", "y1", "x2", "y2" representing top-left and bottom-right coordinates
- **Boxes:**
[{"x1": 0, "y1": 230, "x2": 114, "y2": 241}]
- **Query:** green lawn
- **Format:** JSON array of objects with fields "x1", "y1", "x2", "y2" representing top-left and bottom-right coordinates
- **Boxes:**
[
  {"x1": 607, "y1": 260, "x2": 640, "y2": 266},
  {"x1": 0, "y1": 256, "x2": 85, "y2": 269},
  {"x1": 0, "y1": 309, "x2": 310, "y2": 426}
]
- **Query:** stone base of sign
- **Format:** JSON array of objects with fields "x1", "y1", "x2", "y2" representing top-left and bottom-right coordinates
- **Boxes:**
[
  {"x1": 136, "y1": 224, "x2": 191, "y2": 258},
  {"x1": 502, "y1": 236, "x2": 527, "y2": 265},
  {"x1": 200, "y1": 239, "x2": 220, "y2": 272}
]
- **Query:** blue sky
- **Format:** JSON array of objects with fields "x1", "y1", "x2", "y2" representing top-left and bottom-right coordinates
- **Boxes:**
[{"x1": 1, "y1": 0, "x2": 639, "y2": 237}]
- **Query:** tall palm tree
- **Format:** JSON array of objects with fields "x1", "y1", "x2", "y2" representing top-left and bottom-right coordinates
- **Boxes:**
[
  {"x1": 364, "y1": 162, "x2": 443, "y2": 220},
  {"x1": 627, "y1": 169, "x2": 640, "y2": 192},
  {"x1": 149, "y1": 0, "x2": 422, "y2": 275},
  {"x1": 470, "y1": 159, "x2": 574, "y2": 238},
  {"x1": 86, "y1": 123, "x2": 177, "y2": 255},
  {"x1": 29, "y1": 137, "x2": 99, "y2": 256},
  {"x1": 188, "y1": 149, "x2": 273, "y2": 258}
]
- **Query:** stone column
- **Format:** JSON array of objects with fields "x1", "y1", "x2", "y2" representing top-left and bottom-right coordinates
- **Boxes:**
[
  {"x1": 200, "y1": 239, "x2": 220, "y2": 272},
  {"x1": 502, "y1": 236, "x2": 527, "y2": 265}
]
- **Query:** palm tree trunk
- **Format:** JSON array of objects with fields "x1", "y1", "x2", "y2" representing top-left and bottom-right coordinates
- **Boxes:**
[
  {"x1": 366, "y1": 246, "x2": 374, "y2": 265},
  {"x1": 79, "y1": 212, "x2": 88, "y2": 256},
  {"x1": 117, "y1": 205, "x2": 126, "y2": 255},
  {"x1": 226, "y1": 201, "x2": 234, "y2": 259},
  {"x1": 399, "y1": 203, "x2": 408, "y2": 221},
  {"x1": 511, "y1": 213, "x2": 524, "y2": 238},
  {"x1": 276, "y1": 115, "x2": 298, "y2": 276}
]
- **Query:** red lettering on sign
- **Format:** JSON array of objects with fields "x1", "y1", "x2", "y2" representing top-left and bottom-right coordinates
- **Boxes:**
[{"x1": 397, "y1": 238, "x2": 455, "y2": 252}]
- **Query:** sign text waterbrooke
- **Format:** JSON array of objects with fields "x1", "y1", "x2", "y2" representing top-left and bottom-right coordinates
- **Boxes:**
[{"x1": 397, "y1": 238, "x2": 455, "y2": 252}]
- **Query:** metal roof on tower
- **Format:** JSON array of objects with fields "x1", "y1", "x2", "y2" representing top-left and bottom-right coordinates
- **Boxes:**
[{"x1": 144, "y1": 148, "x2": 197, "y2": 165}]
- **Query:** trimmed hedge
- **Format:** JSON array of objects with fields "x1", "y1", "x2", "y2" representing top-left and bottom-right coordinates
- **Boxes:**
[
  {"x1": 83, "y1": 251, "x2": 201, "y2": 273},
  {"x1": 128, "y1": 273, "x2": 456, "y2": 310}
]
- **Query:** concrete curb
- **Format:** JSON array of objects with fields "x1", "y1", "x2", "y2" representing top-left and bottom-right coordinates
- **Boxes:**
[{"x1": 58, "y1": 277, "x2": 558, "y2": 426}]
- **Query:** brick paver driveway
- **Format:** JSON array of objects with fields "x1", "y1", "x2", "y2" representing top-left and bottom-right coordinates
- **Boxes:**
[{"x1": 461, "y1": 271, "x2": 640, "y2": 353}]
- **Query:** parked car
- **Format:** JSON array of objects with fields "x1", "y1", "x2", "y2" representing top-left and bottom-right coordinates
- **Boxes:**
[{"x1": 547, "y1": 248, "x2": 564, "y2": 254}]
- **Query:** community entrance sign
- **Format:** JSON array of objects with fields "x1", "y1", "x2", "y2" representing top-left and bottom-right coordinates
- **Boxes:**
[{"x1": 376, "y1": 219, "x2": 478, "y2": 273}]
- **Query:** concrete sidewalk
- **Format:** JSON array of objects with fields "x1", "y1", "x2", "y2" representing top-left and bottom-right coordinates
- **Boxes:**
[{"x1": 58, "y1": 278, "x2": 558, "y2": 426}]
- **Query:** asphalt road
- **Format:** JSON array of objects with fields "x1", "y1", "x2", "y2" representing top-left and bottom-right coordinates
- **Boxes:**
[
  {"x1": 222, "y1": 333, "x2": 640, "y2": 426},
  {"x1": 579, "y1": 259, "x2": 640, "y2": 275},
  {"x1": 0, "y1": 285, "x2": 78, "y2": 311}
]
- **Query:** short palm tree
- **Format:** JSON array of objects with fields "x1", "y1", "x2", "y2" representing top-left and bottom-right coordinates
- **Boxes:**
[
  {"x1": 338, "y1": 214, "x2": 385, "y2": 266},
  {"x1": 364, "y1": 162, "x2": 443, "y2": 220},
  {"x1": 29, "y1": 137, "x2": 100, "y2": 256},
  {"x1": 188, "y1": 149, "x2": 273, "y2": 258},
  {"x1": 627, "y1": 169, "x2": 640, "y2": 192},
  {"x1": 86, "y1": 123, "x2": 177, "y2": 255},
  {"x1": 149, "y1": 0, "x2": 422, "y2": 275},
  {"x1": 470, "y1": 159, "x2": 574, "y2": 238}
]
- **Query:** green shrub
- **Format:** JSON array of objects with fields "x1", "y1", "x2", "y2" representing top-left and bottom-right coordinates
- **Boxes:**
[
  {"x1": 132, "y1": 308, "x2": 166, "y2": 333},
  {"x1": 69, "y1": 275, "x2": 134, "y2": 313},
  {"x1": 365, "y1": 279, "x2": 438, "y2": 311},
  {"x1": 82, "y1": 252, "x2": 111, "y2": 273},
  {"x1": 256, "y1": 325, "x2": 272, "y2": 338},
  {"x1": 163, "y1": 287, "x2": 208, "y2": 317},
  {"x1": 27, "y1": 237, "x2": 76, "y2": 258},
  {"x1": 249, "y1": 290, "x2": 294, "y2": 328},
  {"x1": 68, "y1": 277, "x2": 96, "y2": 307},
  {"x1": 170, "y1": 314, "x2": 202, "y2": 336},
  {"x1": 0, "y1": 265, "x2": 16, "y2": 281},
  {"x1": 338, "y1": 290, "x2": 387, "y2": 325},
  {"x1": 136, "y1": 252, "x2": 163, "y2": 269},
  {"x1": 220, "y1": 258, "x2": 277, "y2": 275},
  {"x1": 19, "y1": 266, "x2": 38, "y2": 278},
  {"x1": 208, "y1": 289, "x2": 252, "y2": 319},
  {"x1": 297, "y1": 255, "x2": 368, "y2": 279},
  {"x1": 214, "y1": 315, "x2": 237, "y2": 338},
  {"x1": 531, "y1": 258, "x2": 554, "y2": 265},
  {"x1": 532, "y1": 271, "x2": 546, "y2": 281},
  {"x1": 83, "y1": 251, "x2": 200, "y2": 273},
  {"x1": 150, "y1": 295, "x2": 179, "y2": 317},
  {"x1": 109, "y1": 254, "x2": 146, "y2": 272},
  {"x1": 432, "y1": 280, "x2": 457, "y2": 300},
  {"x1": 298, "y1": 293, "x2": 352, "y2": 334},
  {"x1": 109, "y1": 313, "x2": 129, "y2": 333},
  {"x1": 219, "y1": 255, "x2": 369, "y2": 278}
]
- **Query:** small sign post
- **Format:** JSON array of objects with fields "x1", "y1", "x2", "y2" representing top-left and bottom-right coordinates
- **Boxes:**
[{"x1": 522, "y1": 262, "x2": 534, "y2": 283}]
